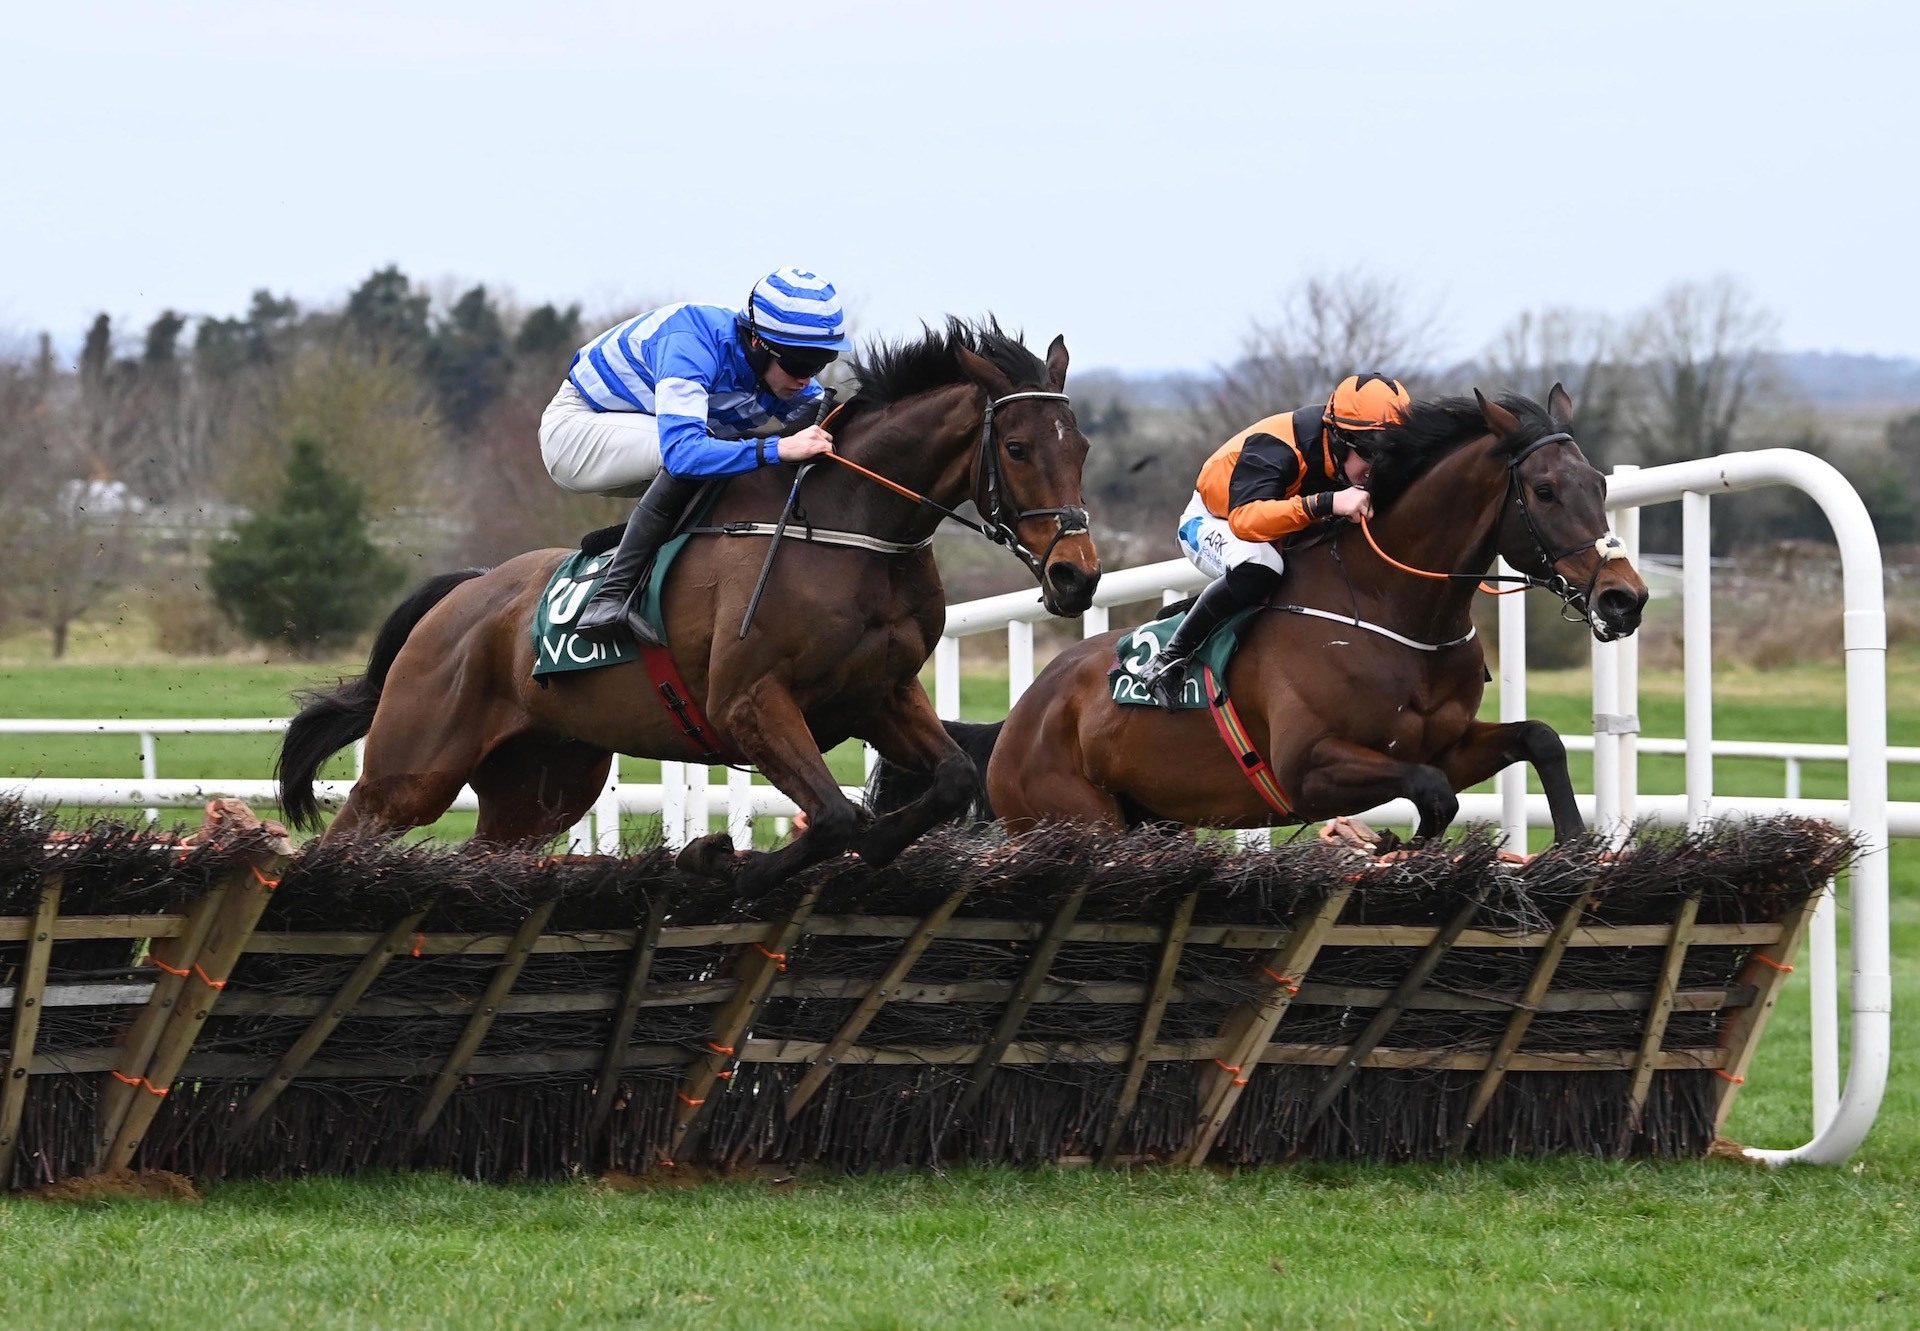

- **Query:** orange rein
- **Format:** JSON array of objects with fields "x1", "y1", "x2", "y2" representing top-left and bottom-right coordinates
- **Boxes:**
[
  {"x1": 809, "y1": 398, "x2": 949, "y2": 508},
  {"x1": 1357, "y1": 513, "x2": 1523, "y2": 596}
]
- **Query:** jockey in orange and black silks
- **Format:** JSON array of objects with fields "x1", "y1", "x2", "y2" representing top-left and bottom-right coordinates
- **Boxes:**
[{"x1": 1137, "y1": 373, "x2": 1412, "y2": 708}]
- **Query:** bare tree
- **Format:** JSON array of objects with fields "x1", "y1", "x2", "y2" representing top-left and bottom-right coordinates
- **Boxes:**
[
  {"x1": 229, "y1": 344, "x2": 450, "y2": 517},
  {"x1": 1479, "y1": 307, "x2": 1633, "y2": 467},
  {"x1": 0, "y1": 379, "x2": 136, "y2": 658},
  {"x1": 1191, "y1": 271, "x2": 1440, "y2": 461},
  {"x1": 1626, "y1": 278, "x2": 1778, "y2": 465}
]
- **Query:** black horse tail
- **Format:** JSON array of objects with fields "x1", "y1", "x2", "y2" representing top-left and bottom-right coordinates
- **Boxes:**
[
  {"x1": 864, "y1": 719, "x2": 1006, "y2": 824},
  {"x1": 276, "y1": 569, "x2": 487, "y2": 830}
]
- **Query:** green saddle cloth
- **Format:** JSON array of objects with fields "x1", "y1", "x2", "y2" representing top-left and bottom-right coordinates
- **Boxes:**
[
  {"x1": 531, "y1": 492, "x2": 717, "y2": 679},
  {"x1": 1107, "y1": 605, "x2": 1261, "y2": 709}
]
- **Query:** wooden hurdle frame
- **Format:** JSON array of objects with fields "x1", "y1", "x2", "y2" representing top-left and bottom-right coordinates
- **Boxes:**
[{"x1": 1, "y1": 853, "x2": 1813, "y2": 1188}]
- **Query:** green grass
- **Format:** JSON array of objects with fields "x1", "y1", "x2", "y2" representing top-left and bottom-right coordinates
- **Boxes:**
[{"x1": 2, "y1": 655, "x2": 1917, "y2": 1328}]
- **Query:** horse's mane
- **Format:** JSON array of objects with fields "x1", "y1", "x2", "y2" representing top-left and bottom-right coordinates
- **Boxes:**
[
  {"x1": 837, "y1": 317, "x2": 1047, "y2": 422},
  {"x1": 1365, "y1": 392, "x2": 1556, "y2": 509}
]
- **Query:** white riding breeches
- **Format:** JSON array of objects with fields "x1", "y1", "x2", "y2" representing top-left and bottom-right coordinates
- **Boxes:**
[
  {"x1": 539, "y1": 381, "x2": 665, "y2": 498},
  {"x1": 1176, "y1": 490, "x2": 1286, "y2": 580}
]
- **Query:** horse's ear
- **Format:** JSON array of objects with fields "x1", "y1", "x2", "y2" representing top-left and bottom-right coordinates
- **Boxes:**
[
  {"x1": 1474, "y1": 388, "x2": 1522, "y2": 441},
  {"x1": 1547, "y1": 381, "x2": 1575, "y2": 430},
  {"x1": 1044, "y1": 335, "x2": 1069, "y2": 391},
  {"x1": 956, "y1": 345, "x2": 1016, "y2": 398}
]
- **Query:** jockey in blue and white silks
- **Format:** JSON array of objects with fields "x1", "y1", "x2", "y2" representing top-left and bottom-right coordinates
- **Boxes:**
[{"x1": 555, "y1": 268, "x2": 851, "y2": 646}]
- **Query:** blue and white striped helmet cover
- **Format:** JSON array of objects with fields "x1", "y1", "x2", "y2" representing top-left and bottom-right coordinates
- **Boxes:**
[{"x1": 747, "y1": 268, "x2": 852, "y2": 351}]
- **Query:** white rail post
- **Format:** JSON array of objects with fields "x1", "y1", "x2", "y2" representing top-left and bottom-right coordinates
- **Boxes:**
[
  {"x1": 935, "y1": 637, "x2": 961, "y2": 721},
  {"x1": 1007, "y1": 620, "x2": 1034, "y2": 707},
  {"x1": 1591, "y1": 631, "x2": 1622, "y2": 838},
  {"x1": 1682, "y1": 491, "x2": 1713, "y2": 828},
  {"x1": 1496, "y1": 558, "x2": 1528, "y2": 852},
  {"x1": 1612, "y1": 464, "x2": 1642, "y2": 821},
  {"x1": 660, "y1": 761, "x2": 687, "y2": 851},
  {"x1": 139, "y1": 730, "x2": 159, "y2": 824},
  {"x1": 1810, "y1": 886, "x2": 1840, "y2": 1133},
  {"x1": 689, "y1": 765, "x2": 712, "y2": 844},
  {"x1": 593, "y1": 759, "x2": 622, "y2": 854},
  {"x1": 1081, "y1": 605, "x2": 1110, "y2": 638},
  {"x1": 728, "y1": 767, "x2": 755, "y2": 848}
]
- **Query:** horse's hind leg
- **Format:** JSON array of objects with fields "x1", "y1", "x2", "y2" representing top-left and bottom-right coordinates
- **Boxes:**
[
  {"x1": 469, "y1": 735, "x2": 614, "y2": 847},
  {"x1": 853, "y1": 683, "x2": 980, "y2": 865},
  {"x1": 1294, "y1": 737, "x2": 1460, "y2": 840},
  {"x1": 321, "y1": 667, "x2": 487, "y2": 842}
]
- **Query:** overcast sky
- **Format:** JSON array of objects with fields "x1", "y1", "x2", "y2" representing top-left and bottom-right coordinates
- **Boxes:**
[{"x1": 4, "y1": 1, "x2": 1915, "y2": 373}]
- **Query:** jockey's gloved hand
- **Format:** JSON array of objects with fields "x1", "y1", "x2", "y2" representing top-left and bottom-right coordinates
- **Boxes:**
[
  {"x1": 1331, "y1": 489, "x2": 1375, "y2": 520},
  {"x1": 777, "y1": 426, "x2": 836, "y2": 464}
]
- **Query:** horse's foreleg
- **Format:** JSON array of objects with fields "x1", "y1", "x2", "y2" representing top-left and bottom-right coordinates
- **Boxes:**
[
  {"x1": 701, "y1": 678, "x2": 864, "y2": 898},
  {"x1": 1434, "y1": 719, "x2": 1585, "y2": 844},
  {"x1": 1294, "y1": 738, "x2": 1459, "y2": 840},
  {"x1": 852, "y1": 684, "x2": 978, "y2": 866}
]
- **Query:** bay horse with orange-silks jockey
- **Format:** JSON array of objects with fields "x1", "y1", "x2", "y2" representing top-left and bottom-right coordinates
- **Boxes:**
[
  {"x1": 276, "y1": 320, "x2": 1100, "y2": 896},
  {"x1": 872, "y1": 386, "x2": 1648, "y2": 845}
]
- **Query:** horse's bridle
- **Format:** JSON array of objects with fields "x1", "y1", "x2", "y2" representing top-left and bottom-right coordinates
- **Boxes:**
[
  {"x1": 1502, "y1": 432, "x2": 1629, "y2": 629},
  {"x1": 1359, "y1": 431, "x2": 1627, "y2": 629},
  {"x1": 972, "y1": 390, "x2": 1091, "y2": 583}
]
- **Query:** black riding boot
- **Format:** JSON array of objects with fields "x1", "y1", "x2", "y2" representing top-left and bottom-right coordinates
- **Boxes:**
[
  {"x1": 1138, "y1": 563, "x2": 1281, "y2": 709},
  {"x1": 572, "y1": 472, "x2": 701, "y2": 646}
]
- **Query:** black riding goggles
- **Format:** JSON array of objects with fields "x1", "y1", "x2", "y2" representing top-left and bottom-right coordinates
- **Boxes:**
[{"x1": 764, "y1": 343, "x2": 837, "y2": 380}]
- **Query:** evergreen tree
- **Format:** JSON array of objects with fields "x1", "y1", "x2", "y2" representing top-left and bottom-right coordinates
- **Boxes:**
[
  {"x1": 344, "y1": 266, "x2": 429, "y2": 357},
  {"x1": 80, "y1": 314, "x2": 112, "y2": 386},
  {"x1": 427, "y1": 284, "x2": 510, "y2": 431},
  {"x1": 515, "y1": 303, "x2": 583, "y2": 360},
  {"x1": 208, "y1": 436, "x2": 402, "y2": 655},
  {"x1": 143, "y1": 310, "x2": 186, "y2": 365}
]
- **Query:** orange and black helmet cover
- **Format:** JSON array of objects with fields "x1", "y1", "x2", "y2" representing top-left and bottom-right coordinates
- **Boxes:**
[{"x1": 1324, "y1": 373, "x2": 1412, "y2": 433}]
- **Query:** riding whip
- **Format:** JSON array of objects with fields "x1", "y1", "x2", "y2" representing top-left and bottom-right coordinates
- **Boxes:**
[{"x1": 738, "y1": 388, "x2": 836, "y2": 640}]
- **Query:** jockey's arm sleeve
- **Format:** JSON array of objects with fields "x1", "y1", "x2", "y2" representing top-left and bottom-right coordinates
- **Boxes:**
[
  {"x1": 1224, "y1": 433, "x2": 1312, "y2": 542},
  {"x1": 651, "y1": 335, "x2": 763, "y2": 478}
]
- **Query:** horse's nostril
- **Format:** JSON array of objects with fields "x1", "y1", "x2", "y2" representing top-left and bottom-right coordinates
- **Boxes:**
[
  {"x1": 1599, "y1": 588, "x2": 1642, "y2": 621},
  {"x1": 1047, "y1": 563, "x2": 1085, "y2": 594}
]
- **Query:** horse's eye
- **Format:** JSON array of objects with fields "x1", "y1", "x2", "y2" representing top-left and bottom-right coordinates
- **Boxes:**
[
  {"x1": 1533, "y1": 483, "x2": 1556, "y2": 501},
  {"x1": 1006, "y1": 442, "x2": 1029, "y2": 461}
]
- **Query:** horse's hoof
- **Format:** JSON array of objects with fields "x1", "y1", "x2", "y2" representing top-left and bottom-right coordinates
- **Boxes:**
[{"x1": 676, "y1": 832, "x2": 738, "y2": 881}]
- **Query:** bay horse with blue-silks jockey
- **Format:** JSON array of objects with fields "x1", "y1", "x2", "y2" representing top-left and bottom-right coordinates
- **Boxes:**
[
  {"x1": 873, "y1": 387, "x2": 1648, "y2": 844},
  {"x1": 276, "y1": 320, "x2": 1100, "y2": 896}
]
